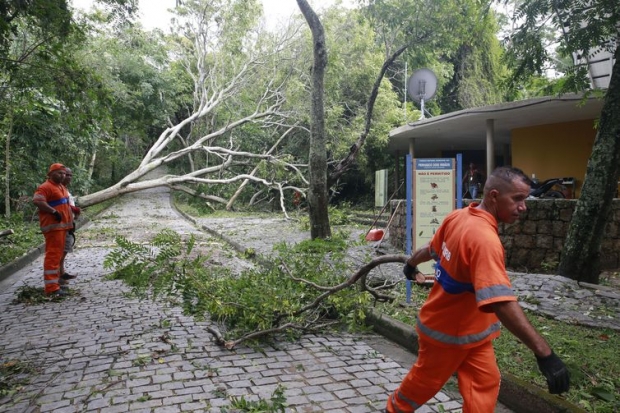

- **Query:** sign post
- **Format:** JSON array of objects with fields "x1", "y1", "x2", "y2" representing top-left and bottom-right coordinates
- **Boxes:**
[{"x1": 413, "y1": 158, "x2": 455, "y2": 277}]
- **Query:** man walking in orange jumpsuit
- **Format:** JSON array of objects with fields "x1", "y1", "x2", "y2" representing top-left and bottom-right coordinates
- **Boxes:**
[
  {"x1": 33, "y1": 163, "x2": 73, "y2": 297},
  {"x1": 386, "y1": 167, "x2": 570, "y2": 412}
]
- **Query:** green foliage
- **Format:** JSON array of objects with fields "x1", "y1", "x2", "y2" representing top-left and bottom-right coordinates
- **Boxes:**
[
  {"x1": 104, "y1": 229, "x2": 372, "y2": 343},
  {"x1": 0, "y1": 0, "x2": 73, "y2": 61},
  {"x1": 173, "y1": 186, "x2": 218, "y2": 215},
  {"x1": 0, "y1": 214, "x2": 42, "y2": 266},
  {"x1": 437, "y1": 0, "x2": 509, "y2": 111},
  {"x1": 12, "y1": 286, "x2": 48, "y2": 305},
  {"x1": 11, "y1": 285, "x2": 77, "y2": 304},
  {"x1": 227, "y1": 385, "x2": 286, "y2": 412},
  {"x1": 502, "y1": 0, "x2": 619, "y2": 95},
  {"x1": 297, "y1": 205, "x2": 354, "y2": 231},
  {"x1": 287, "y1": 235, "x2": 348, "y2": 255},
  {"x1": 103, "y1": 229, "x2": 200, "y2": 298},
  {"x1": 540, "y1": 259, "x2": 559, "y2": 273}
]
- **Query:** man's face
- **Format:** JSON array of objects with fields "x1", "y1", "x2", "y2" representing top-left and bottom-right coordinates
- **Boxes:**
[
  {"x1": 49, "y1": 169, "x2": 66, "y2": 184},
  {"x1": 495, "y1": 179, "x2": 530, "y2": 224},
  {"x1": 63, "y1": 170, "x2": 73, "y2": 186}
]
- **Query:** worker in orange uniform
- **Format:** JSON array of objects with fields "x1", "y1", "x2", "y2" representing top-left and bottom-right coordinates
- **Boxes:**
[
  {"x1": 386, "y1": 167, "x2": 570, "y2": 412},
  {"x1": 59, "y1": 167, "x2": 81, "y2": 284},
  {"x1": 33, "y1": 163, "x2": 73, "y2": 297}
]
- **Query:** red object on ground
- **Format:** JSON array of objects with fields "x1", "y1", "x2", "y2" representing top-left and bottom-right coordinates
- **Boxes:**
[{"x1": 365, "y1": 229, "x2": 384, "y2": 241}]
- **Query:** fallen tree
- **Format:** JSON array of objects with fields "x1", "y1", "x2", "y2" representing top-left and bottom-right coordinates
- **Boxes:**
[{"x1": 103, "y1": 228, "x2": 409, "y2": 350}]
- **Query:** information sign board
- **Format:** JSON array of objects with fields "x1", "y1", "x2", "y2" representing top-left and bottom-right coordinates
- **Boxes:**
[{"x1": 414, "y1": 158, "x2": 455, "y2": 276}]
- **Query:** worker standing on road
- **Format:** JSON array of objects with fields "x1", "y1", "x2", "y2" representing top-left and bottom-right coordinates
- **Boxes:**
[
  {"x1": 386, "y1": 166, "x2": 570, "y2": 412},
  {"x1": 33, "y1": 163, "x2": 73, "y2": 297},
  {"x1": 59, "y1": 167, "x2": 81, "y2": 285}
]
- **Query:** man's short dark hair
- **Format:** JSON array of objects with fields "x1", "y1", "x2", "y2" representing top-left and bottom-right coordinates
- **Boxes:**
[{"x1": 490, "y1": 166, "x2": 531, "y2": 186}]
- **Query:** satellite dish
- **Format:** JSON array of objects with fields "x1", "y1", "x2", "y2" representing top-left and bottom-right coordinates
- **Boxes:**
[{"x1": 407, "y1": 68, "x2": 437, "y2": 119}]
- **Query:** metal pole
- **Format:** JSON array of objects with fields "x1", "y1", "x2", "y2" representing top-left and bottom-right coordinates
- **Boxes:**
[
  {"x1": 406, "y1": 154, "x2": 412, "y2": 303},
  {"x1": 404, "y1": 62, "x2": 407, "y2": 121}
]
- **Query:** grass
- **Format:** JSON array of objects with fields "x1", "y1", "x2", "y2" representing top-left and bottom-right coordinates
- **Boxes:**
[
  {"x1": 374, "y1": 286, "x2": 620, "y2": 413},
  {"x1": 0, "y1": 216, "x2": 42, "y2": 267}
]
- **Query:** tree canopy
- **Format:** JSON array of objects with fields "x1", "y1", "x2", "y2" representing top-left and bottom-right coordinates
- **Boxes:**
[{"x1": 2, "y1": 0, "x2": 617, "y2": 280}]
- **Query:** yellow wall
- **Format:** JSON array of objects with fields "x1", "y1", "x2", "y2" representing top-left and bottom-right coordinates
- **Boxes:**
[{"x1": 511, "y1": 119, "x2": 597, "y2": 197}]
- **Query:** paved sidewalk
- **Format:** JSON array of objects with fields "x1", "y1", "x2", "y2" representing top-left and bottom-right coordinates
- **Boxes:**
[{"x1": 0, "y1": 187, "x2": 490, "y2": 413}]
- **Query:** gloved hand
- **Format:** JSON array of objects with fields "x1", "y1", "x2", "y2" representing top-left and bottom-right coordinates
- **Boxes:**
[
  {"x1": 70, "y1": 205, "x2": 81, "y2": 216},
  {"x1": 403, "y1": 263, "x2": 419, "y2": 281},
  {"x1": 536, "y1": 351, "x2": 570, "y2": 394},
  {"x1": 52, "y1": 210, "x2": 62, "y2": 222}
]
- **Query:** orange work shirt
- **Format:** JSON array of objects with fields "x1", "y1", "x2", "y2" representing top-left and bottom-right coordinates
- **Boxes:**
[
  {"x1": 33, "y1": 180, "x2": 72, "y2": 233},
  {"x1": 416, "y1": 203, "x2": 517, "y2": 348}
]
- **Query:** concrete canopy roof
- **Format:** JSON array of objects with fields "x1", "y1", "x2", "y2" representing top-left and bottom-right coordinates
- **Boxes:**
[{"x1": 388, "y1": 93, "x2": 604, "y2": 156}]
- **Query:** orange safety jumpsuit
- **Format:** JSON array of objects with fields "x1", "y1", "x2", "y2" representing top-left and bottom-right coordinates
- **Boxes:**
[
  {"x1": 387, "y1": 204, "x2": 517, "y2": 413},
  {"x1": 33, "y1": 180, "x2": 72, "y2": 295}
]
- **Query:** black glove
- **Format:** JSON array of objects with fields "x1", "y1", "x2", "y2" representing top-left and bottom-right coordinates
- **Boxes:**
[
  {"x1": 403, "y1": 263, "x2": 419, "y2": 281},
  {"x1": 52, "y1": 210, "x2": 62, "y2": 222},
  {"x1": 536, "y1": 351, "x2": 570, "y2": 394}
]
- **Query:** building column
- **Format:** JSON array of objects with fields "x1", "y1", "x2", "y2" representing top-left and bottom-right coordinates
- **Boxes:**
[
  {"x1": 409, "y1": 138, "x2": 415, "y2": 159},
  {"x1": 486, "y1": 119, "x2": 495, "y2": 173}
]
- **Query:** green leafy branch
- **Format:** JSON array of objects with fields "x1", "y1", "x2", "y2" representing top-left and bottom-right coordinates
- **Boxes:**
[{"x1": 103, "y1": 229, "x2": 405, "y2": 350}]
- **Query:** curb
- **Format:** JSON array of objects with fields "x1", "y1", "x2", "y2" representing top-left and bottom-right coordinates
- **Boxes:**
[
  {"x1": 171, "y1": 204, "x2": 274, "y2": 269},
  {"x1": 365, "y1": 309, "x2": 586, "y2": 413},
  {"x1": 0, "y1": 244, "x2": 45, "y2": 283}
]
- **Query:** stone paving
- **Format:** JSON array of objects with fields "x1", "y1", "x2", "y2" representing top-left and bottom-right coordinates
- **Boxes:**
[
  {"x1": 0, "y1": 187, "x2": 482, "y2": 413},
  {"x1": 510, "y1": 273, "x2": 620, "y2": 331}
]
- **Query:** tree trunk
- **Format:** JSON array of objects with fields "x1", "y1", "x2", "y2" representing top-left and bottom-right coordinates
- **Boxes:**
[
  {"x1": 558, "y1": 45, "x2": 620, "y2": 284},
  {"x1": 4, "y1": 111, "x2": 12, "y2": 218},
  {"x1": 297, "y1": 0, "x2": 331, "y2": 240},
  {"x1": 87, "y1": 140, "x2": 97, "y2": 182}
]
